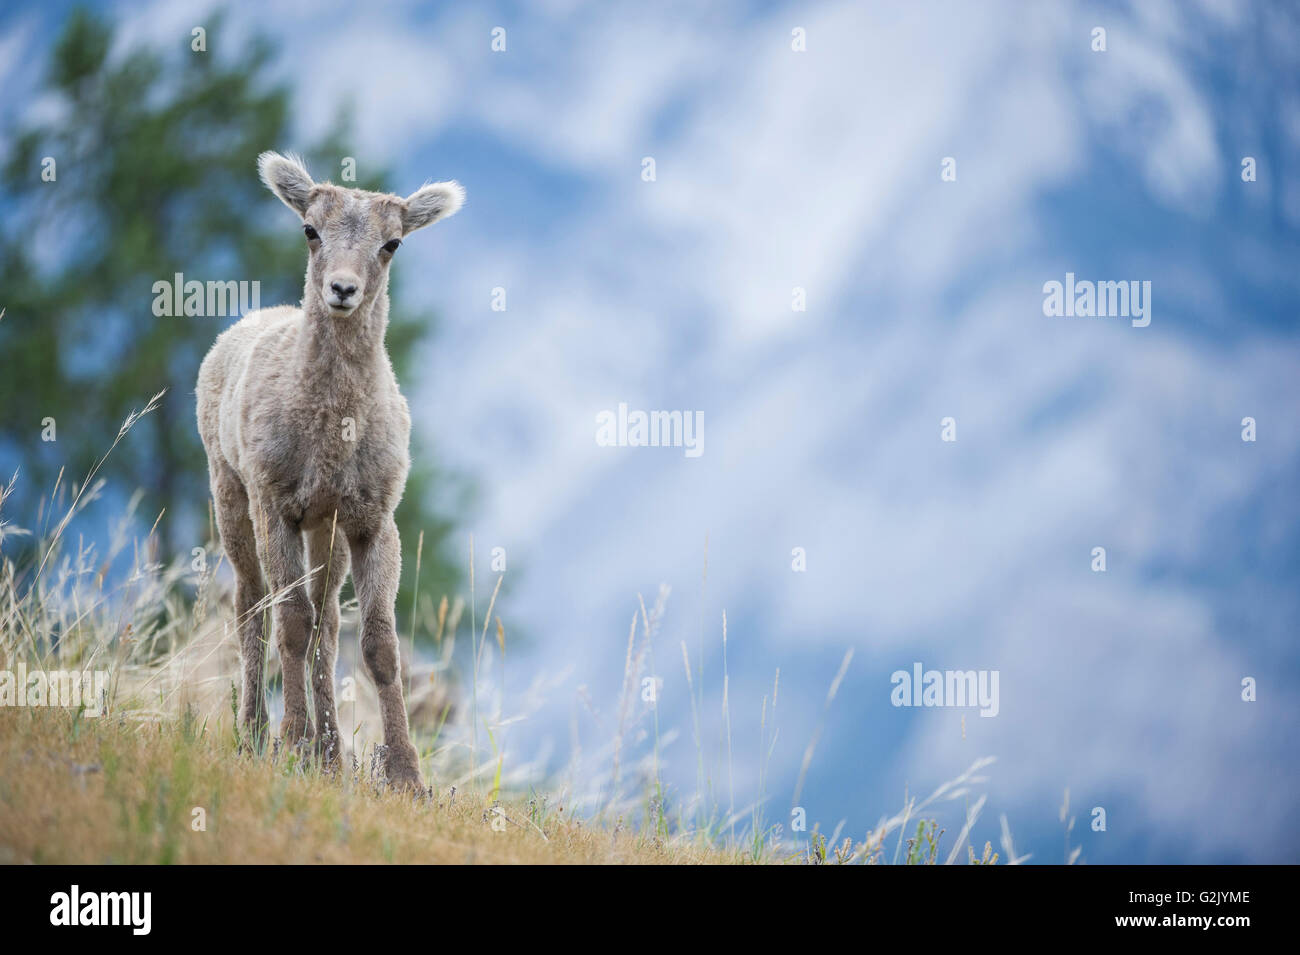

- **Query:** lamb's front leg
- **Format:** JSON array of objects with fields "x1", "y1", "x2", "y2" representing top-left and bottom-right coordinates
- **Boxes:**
[
  {"x1": 211, "y1": 470, "x2": 269, "y2": 750},
  {"x1": 263, "y1": 510, "x2": 315, "y2": 748},
  {"x1": 350, "y1": 515, "x2": 423, "y2": 793},
  {"x1": 307, "y1": 525, "x2": 349, "y2": 767}
]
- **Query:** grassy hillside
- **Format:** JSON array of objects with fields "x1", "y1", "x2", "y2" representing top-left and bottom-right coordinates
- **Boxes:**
[
  {"x1": 0, "y1": 707, "x2": 744, "y2": 864},
  {"x1": 0, "y1": 393, "x2": 1017, "y2": 866}
]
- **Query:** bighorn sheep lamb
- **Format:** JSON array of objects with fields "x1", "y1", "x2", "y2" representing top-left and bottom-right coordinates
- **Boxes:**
[{"x1": 196, "y1": 151, "x2": 463, "y2": 791}]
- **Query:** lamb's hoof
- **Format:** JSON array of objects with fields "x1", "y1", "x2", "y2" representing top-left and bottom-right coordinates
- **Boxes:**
[
  {"x1": 279, "y1": 714, "x2": 315, "y2": 751},
  {"x1": 385, "y1": 756, "x2": 426, "y2": 795},
  {"x1": 315, "y1": 726, "x2": 343, "y2": 768},
  {"x1": 238, "y1": 719, "x2": 270, "y2": 756}
]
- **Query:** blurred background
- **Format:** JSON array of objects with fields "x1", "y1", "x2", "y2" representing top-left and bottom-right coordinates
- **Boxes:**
[{"x1": 2, "y1": 0, "x2": 1297, "y2": 863}]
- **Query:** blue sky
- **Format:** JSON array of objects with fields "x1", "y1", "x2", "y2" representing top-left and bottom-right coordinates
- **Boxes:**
[{"x1": 3, "y1": 0, "x2": 1299, "y2": 862}]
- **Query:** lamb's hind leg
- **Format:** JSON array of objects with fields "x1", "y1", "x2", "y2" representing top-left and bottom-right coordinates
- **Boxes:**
[
  {"x1": 350, "y1": 515, "x2": 423, "y2": 792},
  {"x1": 307, "y1": 523, "x2": 348, "y2": 766},
  {"x1": 211, "y1": 465, "x2": 269, "y2": 750},
  {"x1": 257, "y1": 506, "x2": 315, "y2": 748}
]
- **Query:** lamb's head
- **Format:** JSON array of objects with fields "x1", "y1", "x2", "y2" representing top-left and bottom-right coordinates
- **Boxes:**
[{"x1": 258, "y1": 151, "x2": 464, "y2": 317}]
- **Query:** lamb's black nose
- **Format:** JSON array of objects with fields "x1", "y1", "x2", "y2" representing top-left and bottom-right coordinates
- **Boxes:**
[{"x1": 330, "y1": 281, "x2": 357, "y2": 300}]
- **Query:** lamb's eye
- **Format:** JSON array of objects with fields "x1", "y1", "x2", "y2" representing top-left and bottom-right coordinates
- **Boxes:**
[
  {"x1": 381, "y1": 239, "x2": 401, "y2": 255},
  {"x1": 303, "y1": 224, "x2": 319, "y2": 242}
]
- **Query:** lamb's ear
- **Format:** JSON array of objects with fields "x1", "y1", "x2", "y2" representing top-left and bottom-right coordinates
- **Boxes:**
[
  {"x1": 258, "y1": 151, "x2": 315, "y2": 216},
  {"x1": 401, "y1": 181, "x2": 465, "y2": 234}
]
